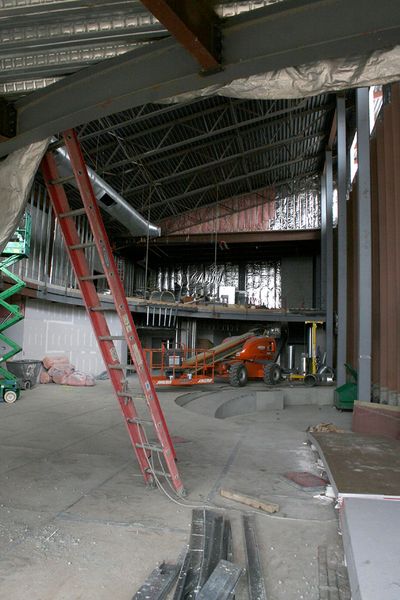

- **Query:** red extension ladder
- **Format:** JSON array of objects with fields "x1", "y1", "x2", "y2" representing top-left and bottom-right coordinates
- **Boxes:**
[{"x1": 41, "y1": 129, "x2": 185, "y2": 495}]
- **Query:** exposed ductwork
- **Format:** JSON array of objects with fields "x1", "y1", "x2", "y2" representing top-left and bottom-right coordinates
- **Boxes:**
[{"x1": 54, "y1": 144, "x2": 160, "y2": 238}]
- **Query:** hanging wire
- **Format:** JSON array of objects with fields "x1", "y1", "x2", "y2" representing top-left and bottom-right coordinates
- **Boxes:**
[
  {"x1": 213, "y1": 185, "x2": 219, "y2": 304},
  {"x1": 144, "y1": 187, "x2": 152, "y2": 299}
]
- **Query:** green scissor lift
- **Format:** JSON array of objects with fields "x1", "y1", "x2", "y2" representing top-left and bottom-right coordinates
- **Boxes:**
[{"x1": 0, "y1": 212, "x2": 31, "y2": 403}]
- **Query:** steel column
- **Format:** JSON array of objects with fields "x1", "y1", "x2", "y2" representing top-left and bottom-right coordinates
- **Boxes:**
[
  {"x1": 336, "y1": 96, "x2": 347, "y2": 385},
  {"x1": 391, "y1": 85, "x2": 400, "y2": 403},
  {"x1": 324, "y1": 150, "x2": 334, "y2": 368},
  {"x1": 382, "y1": 91, "x2": 399, "y2": 404},
  {"x1": 320, "y1": 173, "x2": 327, "y2": 310},
  {"x1": 356, "y1": 88, "x2": 372, "y2": 401}
]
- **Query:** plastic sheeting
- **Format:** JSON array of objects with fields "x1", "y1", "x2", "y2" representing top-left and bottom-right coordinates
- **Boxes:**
[
  {"x1": 0, "y1": 137, "x2": 49, "y2": 254},
  {"x1": 154, "y1": 261, "x2": 281, "y2": 308},
  {"x1": 166, "y1": 46, "x2": 400, "y2": 102}
]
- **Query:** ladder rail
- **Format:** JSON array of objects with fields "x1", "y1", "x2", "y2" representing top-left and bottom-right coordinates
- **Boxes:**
[
  {"x1": 41, "y1": 152, "x2": 153, "y2": 484},
  {"x1": 41, "y1": 133, "x2": 184, "y2": 494},
  {"x1": 62, "y1": 130, "x2": 178, "y2": 464}
]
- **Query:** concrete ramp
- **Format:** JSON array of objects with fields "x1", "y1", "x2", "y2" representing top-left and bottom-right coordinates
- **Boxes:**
[{"x1": 176, "y1": 387, "x2": 283, "y2": 419}]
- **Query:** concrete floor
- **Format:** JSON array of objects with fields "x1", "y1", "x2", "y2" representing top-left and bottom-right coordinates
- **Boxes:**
[{"x1": 0, "y1": 379, "x2": 352, "y2": 600}]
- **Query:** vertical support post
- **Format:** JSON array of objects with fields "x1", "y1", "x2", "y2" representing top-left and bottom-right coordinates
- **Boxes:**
[
  {"x1": 336, "y1": 96, "x2": 347, "y2": 385},
  {"x1": 238, "y1": 263, "x2": 246, "y2": 292},
  {"x1": 356, "y1": 87, "x2": 372, "y2": 401},
  {"x1": 320, "y1": 174, "x2": 327, "y2": 309},
  {"x1": 325, "y1": 150, "x2": 334, "y2": 368}
]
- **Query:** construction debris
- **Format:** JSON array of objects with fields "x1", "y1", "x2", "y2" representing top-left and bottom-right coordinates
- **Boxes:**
[
  {"x1": 220, "y1": 489, "x2": 280, "y2": 514},
  {"x1": 174, "y1": 509, "x2": 228, "y2": 599},
  {"x1": 131, "y1": 510, "x2": 243, "y2": 600},
  {"x1": 307, "y1": 423, "x2": 345, "y2": 433}
]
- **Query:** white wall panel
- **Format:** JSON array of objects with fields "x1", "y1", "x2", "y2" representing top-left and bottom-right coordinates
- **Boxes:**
[{"x1": 20, "y1": 298, "x2": 124, "y2": 375}]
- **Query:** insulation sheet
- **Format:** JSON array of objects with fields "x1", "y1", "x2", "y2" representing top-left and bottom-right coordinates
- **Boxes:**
[
  {"x1": 167, "y1": 46, "x2": 400, "y2": 102},
  {"x1": 154, "y1": 261, "x2": 281, "y2": 308},
  {"x1": 0, "y1": 138, "x2": 48, "y2": 254}
]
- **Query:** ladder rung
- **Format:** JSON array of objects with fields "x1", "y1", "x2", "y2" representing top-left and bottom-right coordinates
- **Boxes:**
[
  {"x1": 50, "y1": 174, "x2": 76, "y2": 185},
  {"x1": 136, "y1": 443, "x2": 164, "y2": 453},
  {"x1": 99, "y1": 335, "x2": 125, "y2": 341},
  {"x1": 128, "y1": 417, "x2": 153, "y2": 425},
  {"x1": 59, "y1": 208, "x2": 86, "y2": 219},
  {"x1": 69, "y1": 242, "x2": 96, "y2": 250},
  {"x1": 48, "y1": 139, "x2": 65, "y2": 151},
  {"x1": 145, "y1": 467, "x2": 171, "y2": 479},
  {"x1": 90, "y1": 306, "x2": 115, "y2": 312},
  {"x1": 80, "y1": 274, "x2": 106, "y2": 281},
  {"x1": 117, "y1": 391, "x2": 145, "y2": 401},
  {"x1": 108, "y1": 363, "x2": 136, "y2": 370}
]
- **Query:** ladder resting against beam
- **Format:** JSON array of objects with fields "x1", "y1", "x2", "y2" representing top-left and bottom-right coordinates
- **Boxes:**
[{"x1": 41, "y1": 129, "x2": 185, "y2": 495}]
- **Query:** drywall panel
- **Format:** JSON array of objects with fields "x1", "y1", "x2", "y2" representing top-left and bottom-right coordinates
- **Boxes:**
[{"x1": 20, "y1": 298, "x2": 124, "y2": 374}]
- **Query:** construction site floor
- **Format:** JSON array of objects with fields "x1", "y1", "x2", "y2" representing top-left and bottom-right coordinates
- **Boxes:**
[{"x1": 0, "y1": 379, "x2": 352, "y2": 600}]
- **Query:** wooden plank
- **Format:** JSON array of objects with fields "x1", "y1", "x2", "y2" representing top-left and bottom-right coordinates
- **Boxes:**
[{"x1": 220, "y1": 489, "x2": 279, "y2": 514}]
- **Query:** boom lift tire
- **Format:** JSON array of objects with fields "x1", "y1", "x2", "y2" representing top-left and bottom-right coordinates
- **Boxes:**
[
  {"x1": 229, "y1": 363, "x2": 248, "y2": 387},
  {"x1": 263, "y1": 362, "x2": 281, "y2": 385}
]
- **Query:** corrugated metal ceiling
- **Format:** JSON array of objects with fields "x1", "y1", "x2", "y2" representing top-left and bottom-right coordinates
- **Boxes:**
[
  {"x1": 1, "y1": 0, "x2": 335, "y2": 233},
  {"x1": 0, "y1": 0, "x2": 282, "y2": 96},
  {"x1": 76, "y1": 94, "x2": 333, "y2": 224}
]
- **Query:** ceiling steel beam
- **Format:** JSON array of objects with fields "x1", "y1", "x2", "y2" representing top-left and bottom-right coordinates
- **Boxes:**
[
  {"x1": 0, "y1": 0, "x2": 137, "y2": 21},
  {"x1": 143, "y1": 155, "x2": 321, "y2": 210},
  {"x1": 80, "y1": 97, "x2": 204, "y2": 143},
  {"x1": 153, "y1": 170, "x2": 319, "y2": 224},
  {"x1": 140, "y1": 230, "x2": 320, "y2": 244},
  {"x1": 139, "y1": 0, "x2": 221, "y2": 72},
  {"x1": 96, "y1": 102, "x2": 330, "y2": 173},
  {"x1": 87, "y1": 97, "x2": 261, "y2": 155},
  {"x1": 124, "y1": 131, "x2": 326, "y2": 195},
  {"x1": 125, "y1": 107, "x2": 330, "y2": 171},
  {"x1": 1, "y1": 0, "x2": 399, "y2": 157},
  {"x1": 0, "y1": 27, "x2": 165, "y2": 57}
]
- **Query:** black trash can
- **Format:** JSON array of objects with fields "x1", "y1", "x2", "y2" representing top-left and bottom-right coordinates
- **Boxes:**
[{"x1": 6, "y1": 360, "x2": 42, "y2": 390}]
